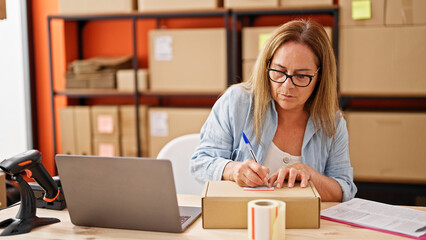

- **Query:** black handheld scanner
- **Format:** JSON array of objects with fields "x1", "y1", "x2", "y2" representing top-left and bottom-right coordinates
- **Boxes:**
[{"x1": 0, "y1": 150, "x2": 59, "y2": 202}]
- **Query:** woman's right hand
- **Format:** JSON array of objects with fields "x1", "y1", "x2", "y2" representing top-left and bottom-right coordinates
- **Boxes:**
[{"x1": 222, "y1": 159, "x2": 269, "y2": 187}]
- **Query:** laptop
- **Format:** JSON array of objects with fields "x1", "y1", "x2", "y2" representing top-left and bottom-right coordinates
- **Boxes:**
[{"x1": 55, "y1": 155, "x2": 201, "y2": 233}]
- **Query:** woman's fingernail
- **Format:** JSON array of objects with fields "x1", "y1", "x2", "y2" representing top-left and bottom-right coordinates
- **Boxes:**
[
  {"x1": 277, "y1": 183, "x2": 281, "y2": 188},
  {"x1": 288, "y1": 183, "x2": 293, "y2": 187}
]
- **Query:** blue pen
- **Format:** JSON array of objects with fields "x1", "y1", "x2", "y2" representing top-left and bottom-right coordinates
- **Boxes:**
[{"x1": 242, "y1": 131, "x2": 258, "y2": 163}]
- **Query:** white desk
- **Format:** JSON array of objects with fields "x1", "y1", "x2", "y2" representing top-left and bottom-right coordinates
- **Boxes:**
[{"x1": 0, "y1": 195, "x2": 424, "y2": 240}]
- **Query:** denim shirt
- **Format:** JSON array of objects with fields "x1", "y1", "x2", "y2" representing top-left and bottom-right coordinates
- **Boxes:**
[{"x1": 190, "y1": 85, "x2": 357, "y2": 202}]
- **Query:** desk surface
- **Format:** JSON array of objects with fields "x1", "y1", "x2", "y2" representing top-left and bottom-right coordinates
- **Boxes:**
[{"x1": 1, "y1": 195, "x2": 424, "y2": 240}]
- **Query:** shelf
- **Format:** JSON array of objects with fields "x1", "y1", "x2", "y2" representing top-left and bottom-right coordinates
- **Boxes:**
[{"x1": 55, "y1": 89, "x2": 221, "y2": 98}]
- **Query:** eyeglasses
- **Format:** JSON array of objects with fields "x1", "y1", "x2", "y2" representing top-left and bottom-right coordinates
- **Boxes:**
[{"x1": 267, "y1": 67, "x2": 320, "y2": 87}]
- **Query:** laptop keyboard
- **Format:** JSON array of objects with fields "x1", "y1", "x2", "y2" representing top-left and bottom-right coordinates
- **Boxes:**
[{"x1": 180, "y1": 215, "x2": 191, "y2": 224}]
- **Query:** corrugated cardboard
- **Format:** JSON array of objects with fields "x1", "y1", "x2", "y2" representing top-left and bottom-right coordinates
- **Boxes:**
[
  {"x1": 339, "y1": 0, "x2": 385, "y2": 26},
  {"x1": 93, "y1": 136, "x2": 120, "y2": 157},
  {"x1": 91, "y1": 106, "x2": 120, "y2": 137},
  {"x1": 202, "y1": 181, "x2": 320, "y2": 229},
  {"x1": 139, "y1": 0, "x2": 221, "y2": 12},
  {"x1": 119, "y1": 105, "x2": 149, "y2": 157},
  {"x1": 339, "y1": 26, "x2": 426, "y2": 96},
  {"x1": 59, "y1": 107, "x2": 76, "y2": 155},
  {"x1": 346, "y1": 112, "x2": 426, "y2": 184},
  {"x1": 149, "y1": 28, "x2": 227, "y2": 92},
  {"x1": 74, "y1": 106, "x2": 92, "y2": 155},
  {"x1": 148, "y1": 107, "x2": 211, "y2": 158},
  {"x1": 385, "y1": 0, "x2": 426, "y2": 25},
  {"x1": 224, "y1": 0, "x2": 278, "y2": 8},
  {"x1": 117, "y1": 69, "x2": 149, "y2": 92},
  {"x1": 0, "y1": 171, "x2": 6, "y2": 209},
  {"x1": 0, "y1": 0, "x2": 6, "y2": 20},
  {"x1": 59, "y1": 0, "x2": 136, "y2": 14},
  {"x1": 280, "y1": 0, "x2": 333, "y2": 7}
]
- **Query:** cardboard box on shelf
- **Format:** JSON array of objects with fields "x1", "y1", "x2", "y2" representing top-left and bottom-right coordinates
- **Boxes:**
[
  {"x1": 117, "y1": 69, "x2": 149, "y2": 92},
  {"x1": 91, "y1": 106, "x2": 120, "y2": 137},
  {"x1": 346, "y1": 112, "x2": 426, "y2": 184},
  {"x1": 224, "y1": 0, "x2": 278, "y2": 8},
  {"x1": 59, "y1": 107, "x2": 76, "y2": 155},
  {"x1": 339, "y1": 26, "x2": 426, "y2": 96},
  {"x1": 0, "y1": 171, "x2": 6, "y2": 209},
  {"x1": 385, "y1": 0, "x2": 426, "y2": 25},
  {"x1": 0, "y1": 0, "x2": 6, "y2": 20},
  {"x1": 339, "y1": 0, "x2": 385, "y2": 26},
  {"x1": 74, "y1": 106, "x2": 92, "y2": 155},
  {"x1": 242, "y1": 60, "x2": 256, "y2": 82},
  {"x1": 59, "y1": 0, "x2": 136, "y2": 14},
  {"x1": 280, "y1": 0, "x2": 333, "y2": 7},
  {"x1": 93, "y1": 136, "x2": 120, "y2": 157},
  {"x1": 119, "y1": 105, "x2": 149, "y2": 157},
  {"x1": 138, "y1": 0, "x2": 221, "y2": 12},
  {"x1": 149, "y1": 28, "x2": 227, "y2": 92},
  {"x1": 148, "y1": 107, "x2": 211, "y2": 158},
  {"x1": 202, "y1": 181, "x2": 320, "y2": 229}
]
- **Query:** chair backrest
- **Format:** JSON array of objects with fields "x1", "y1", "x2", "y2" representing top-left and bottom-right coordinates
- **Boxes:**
[{"x1": 157, "y1": 133, "x2": 204, "y2": 195}]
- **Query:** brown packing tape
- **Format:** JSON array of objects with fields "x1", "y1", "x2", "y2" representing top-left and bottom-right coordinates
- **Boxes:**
[{"x1": 401, "y1": 0, "x2": 413, "y2": 24}]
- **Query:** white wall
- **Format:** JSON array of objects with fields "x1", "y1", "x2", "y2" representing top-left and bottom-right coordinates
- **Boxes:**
[{"x1": 0, "y1": 0, "x2": 32, "y2": 159}]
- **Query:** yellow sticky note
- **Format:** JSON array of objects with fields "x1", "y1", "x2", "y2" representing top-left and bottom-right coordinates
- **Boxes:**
[
  {"x1": 258, "y1": 33, "x2": 271, "y2": 51},
  {"x1": 352, "y1": 0, "x2": 371, "y2": 20}
]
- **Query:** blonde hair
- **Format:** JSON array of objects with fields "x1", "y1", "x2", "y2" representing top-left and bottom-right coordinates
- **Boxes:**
[{"x1": 241, "y1": 19, "x2": 340, "y2": 143}]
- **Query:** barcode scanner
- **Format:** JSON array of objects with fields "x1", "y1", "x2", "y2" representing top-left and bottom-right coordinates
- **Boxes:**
[{"x1": 0, "y1": 150, "x2": 60, "y2": 236}]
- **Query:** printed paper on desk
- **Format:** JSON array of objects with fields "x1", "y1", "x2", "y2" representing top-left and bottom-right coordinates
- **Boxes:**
[
  {"x1": 150, "y1": 111, "x2": 168, "y2": 137},
  {"x1": 97, "y1": 115, "x2": 114, "y2": 133},
  {"x1": 155, "y1": 36, "x2": 173, "y2": 61},
  {"x1": 321, "y1": 198, "x2": 426, "y2": 239}
]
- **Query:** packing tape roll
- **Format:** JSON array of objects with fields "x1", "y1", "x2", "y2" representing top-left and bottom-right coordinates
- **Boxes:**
[{"x1": 248, "y1": 199, "x2": 286, "y2": 240}]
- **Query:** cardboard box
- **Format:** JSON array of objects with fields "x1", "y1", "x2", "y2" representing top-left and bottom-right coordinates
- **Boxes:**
[
  {"x1": 0, "y1": 171, "x2": 6, "y2": 209},
  {"x1": 93, "y1": 136, "x2": 120, "y2": 157},
  {"x1": 0, "y1": 0, "x2": 6, "y2": 20},
  {"x1": 385, "y1": 0, "x2": 426, "y2": 25},
  {"x1": 242, "y1": 26, "x2": 332, "y2": 61},
  {"x1": 74, "y1": 106, "x2": 92, "y2": 155},
  {"x1": 224, "y1": 0, "x2": 278, "y2": 8},
  {"x1": 139, "y1": 0, "x2": 221, "y2": 12},
  {"x1": 339, "y1": 26, "x2": 426, "y2": 96},
  {"x1": 346, "y1": 112, "x2": 426, "y2": 184},
  {"x1": 280, "y1": 0, "x2": 333, "y2": 7},
  {"x1": 339, "y1": 0, "x2": 385, "y2": 26},
  {"x1": 119, "y1": 105, "x2": 149, "y2": 157},
  {"x1": 59, "y1": 107, "x2": 76, "y2": 155},
  {"x1": 59, "y1": 0, "x2": 136, "y2": 14},
  {"x1": 117, "y1": 69, "x2": 149, "y2": 92},
  {"x1": 242, "y1": 60, "x2": 256, "y2": 82},
  {"x1": 91, "y1": 106, "x2": 120, "y2": 137},
  {"x1": 202, "y1": 181, "x2": 320, "y2": 229},
  {"x1": 148, "y1": 107, "x2": 211, "y2": 158},
  {"x1": 149, "y1": 28, "x2": 227, "y2": 92}
]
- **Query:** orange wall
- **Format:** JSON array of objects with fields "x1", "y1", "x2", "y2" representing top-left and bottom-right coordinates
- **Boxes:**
[{"x1": 31, "y1": 1, "x2": 335, "y2": 175}]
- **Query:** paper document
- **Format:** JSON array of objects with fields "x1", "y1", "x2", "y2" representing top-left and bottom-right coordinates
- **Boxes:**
[{"x1": 321, "y1": 198, "x2": 426, "y2": 238}]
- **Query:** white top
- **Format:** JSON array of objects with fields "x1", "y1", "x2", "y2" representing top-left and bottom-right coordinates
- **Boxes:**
[{"x1": 262, "y1": 141, "x2": 302, "y2": 176}]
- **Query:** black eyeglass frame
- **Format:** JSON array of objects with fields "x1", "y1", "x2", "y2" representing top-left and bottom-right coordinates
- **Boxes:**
[{"x1": 266, "y1": 66, "x2": 321, "y2": 87}]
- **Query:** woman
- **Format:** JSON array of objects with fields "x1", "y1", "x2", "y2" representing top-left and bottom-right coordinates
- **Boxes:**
[{"x1": 190, "y1": 20, "x2": 357, "y2": 202}]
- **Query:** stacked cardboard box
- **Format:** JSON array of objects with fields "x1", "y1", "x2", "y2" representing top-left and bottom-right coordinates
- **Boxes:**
[
  {"x1": 116, "y1": 69, "x2": 149, "y2": 92},
  {"x1": 91, "y1": 106, "x2": 121, "y2": 157},
  {"x1": 59, "y1": 0, "x2": 136, "y2": 14},
  {"x1": 225, "y1": 0, "x2": 333, "y2": 8},
  {"x1": 138, "y1": 0, "x2": 221, "y2": 12},
  {"x1": 149, "y1": 28, "x2": 227, "y2": 92},
  {"x1": 59, "y1": 106, "x2": 92, "y2": 155},
  {"x1": 148, "y1": 107, "x2": 211, "y2": 158},
  {"x1": 346, "y1": 112, "x2": 426, "y2": 184},
  {"x1": 66, "y1": 56, "x2": 132, "y2": 89},
  {"x1": 119, "y1": 105, "x2": 149, "y2": 157}
]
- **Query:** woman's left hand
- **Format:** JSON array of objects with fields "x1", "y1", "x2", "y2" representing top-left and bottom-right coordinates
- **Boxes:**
[{"x1": 267, "y1": 163, "x2": 316, "y2": 188}]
